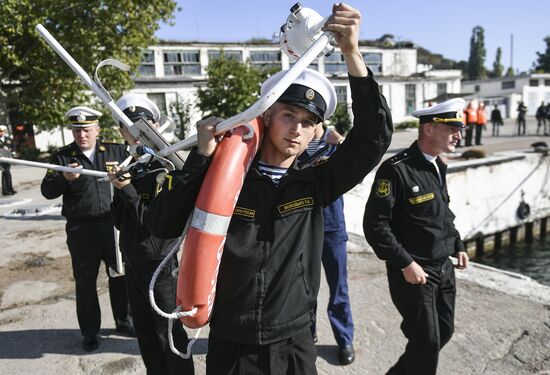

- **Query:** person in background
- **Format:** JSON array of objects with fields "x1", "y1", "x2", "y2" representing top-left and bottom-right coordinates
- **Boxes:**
[
  {"x1": 536, "y1": 101, "x2": 547, "y2": 136},
  {"x1": 300, "y1": 124, "x2": 355, "y2": 366},
  {"x1": 108, "y1": 94, "x2": 195, "y2": 374},
  {"x1": 364, "y1": 98, "x2": 469, "y2": 375},
  {"x1": 0, "y1": 124, "x2": 16, "y2": 195},
  {"x1": 490, "y1": 105, "x2": 503, "y2": 137},
  {"x1": 41, "y1": 106, "x2": 134, "y2": 352},
  {"x1": 517, "y1": 101, "x2": 527, "y2": 136},
  {"x1": 463, "y1": 101, "x2": 477, "y2": 146},
  {"x1": 475, "y1": 102, "x2": 486, "y2": 145}
]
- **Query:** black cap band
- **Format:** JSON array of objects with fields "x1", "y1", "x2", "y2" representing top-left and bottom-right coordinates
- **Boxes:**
[
  {"x1": 68, "y1": 115, "x2": 99, "y2": 123},
  {"x1": 122, "y1": 106, "x2": 155, "y2": 123},
  {"x1": 278, "y1": 84, "x2": 326, "y2": 121}
]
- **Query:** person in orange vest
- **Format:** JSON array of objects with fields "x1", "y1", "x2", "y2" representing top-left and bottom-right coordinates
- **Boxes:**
[
  {"x1": 464, "y1": 101, "x2": 477, "y2": 146},
  {"x1": 475, "y1": 102, "x2": 487, "y2": 145}
]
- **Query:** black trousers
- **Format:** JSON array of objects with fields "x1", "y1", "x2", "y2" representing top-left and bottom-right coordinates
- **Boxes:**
[
  {"x1": 66, "y1": 217, "x2": 129, "y2": 338},
  {"x1": 517, "y1": 117, "x2": 526, "y2": 135},
  {"x1": 464, "y1": 123, "x2": 475, "y2": 146},
  {"x1": 386, "y1": 258, "x2": 456, "y2": 375},
  {"x1": 206, "y1": 329, "x2": 317, "y2": 375},
  {"x1": 475, "y1": 124, "x2": 484, "y2": 145},
  {"x1": 125, "y1": 256, "x2": 194, "y2": 375},
  {"x1": 1, "y1": 163, "x2": 14, "y2": 194}
]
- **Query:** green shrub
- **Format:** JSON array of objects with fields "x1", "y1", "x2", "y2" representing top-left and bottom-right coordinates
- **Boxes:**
[{"x1": 395, "y1": 119, "x2": 419, "y2": 130}]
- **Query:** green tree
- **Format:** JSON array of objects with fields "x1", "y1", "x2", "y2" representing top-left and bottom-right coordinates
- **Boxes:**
[
  {"x1": 169, "y1": 94, "x2": 194, "y2": 139},
  {"x1": 492, "y1": 47, "x2": 504, "y2": 77},
  {"x1": 505, "y1": 67, "x2": 515, "y2": 77},
  {"x1": 0, "y1": 0, "x2": 177, "y2": 131},
  {"x1": 468, "y1": 26, "x2": 487, "y2": 80},
  {"x1": 196, "y1": 56, "x2": 269, "y2": 119},
  {"x1": 329, "y1": 103, "x2": 352, "y2": 136},
  {"x1": 534, "y1": 36, "x2": 550, "y2": 72}
]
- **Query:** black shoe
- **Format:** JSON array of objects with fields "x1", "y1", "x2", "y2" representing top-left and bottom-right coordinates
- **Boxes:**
[
  {"x1": 82, "y1": 335, "x2": 99, "y2": 352},
  {"x1": 338, "y1": 344, "x2": 355, "y2": 365},
  {"x1": 116, "y1": 319, "x2": 136, "y2": 337}
]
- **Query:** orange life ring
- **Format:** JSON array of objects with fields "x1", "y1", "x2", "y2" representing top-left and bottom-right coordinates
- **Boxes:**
[{"x1": 177, "y1": 117, "x2": 265, "y2": 328}]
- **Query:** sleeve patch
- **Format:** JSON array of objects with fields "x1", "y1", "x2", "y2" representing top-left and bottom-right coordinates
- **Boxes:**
[{"x1": 375, "y1": 179, "x2": 391, "y2": 198}]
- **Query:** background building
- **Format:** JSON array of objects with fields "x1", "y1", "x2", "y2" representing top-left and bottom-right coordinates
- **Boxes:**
[
  {"x1": 462, "y1": 73, "x2": 550, "y2": 118},
  {"x1": 31, "y1": 40, "x2": 462, "y2": 150}
]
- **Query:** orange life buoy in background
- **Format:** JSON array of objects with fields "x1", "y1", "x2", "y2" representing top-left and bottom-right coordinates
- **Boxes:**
[{"x1": 177, "y1": 117, "x2": 265, "y2": 328}]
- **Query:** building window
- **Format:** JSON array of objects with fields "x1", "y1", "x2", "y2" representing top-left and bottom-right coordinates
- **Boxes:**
[
  {"x1": 163, "y1": 50, "x2": 201, "y2": 76},
  {"x1": 147, "y1": 93, "x2": 167, "y2": 115},
  {"x1": 545, "y1": 79, "x2": 550, "y2": 86},
  {"x1": 289, "y1": 59, "x2": 318, "y2": 71},
  {"x1": 207, "y1": 50, "x2": 243, "y2": 63},
  {"x1": 324, "y1": 52, "x2": 347, "y2": 75},
  {"x1": 362, "y1": 52, "x2": 382, "y2": 74},
  {"x1": 437, "y1": 83, "x2": 447, "y2": 96},
  {"x1": 138, "y1": 50, "x2": 155, "y2": 77},
  {"x1": 529, "y1": 79, "x2": 539, "y2": 87},
  {"x1": 475, "y1": 85, "x2": 480, "y2": 93},
  {"x1": 405, "y1": 84, "x2": 416, "y2": 114},
  {"x1": 249, "y1": 51, "x2": 281, "y2": 71},
  {"x1": 501, "y1": 80, "x2": 515, "y2": 89},
  {"x1": 335, "y1": 86, "x2": 347, "y2": 103}
]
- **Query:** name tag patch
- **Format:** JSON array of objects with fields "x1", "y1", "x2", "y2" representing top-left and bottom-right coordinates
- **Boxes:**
[
  {"x1": 234, "y1": 206, "x2": 256, "y2": 219},
  {"x1": 409, "y1": 193, "x2": 435, "y2": 205},
  {"x1": 278, "y1": 197, "x2": 314, "y2": 214}
]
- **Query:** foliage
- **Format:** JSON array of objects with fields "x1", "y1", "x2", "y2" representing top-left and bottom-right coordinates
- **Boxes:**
[
  {"x1": 534, "y1": 36, "x2": 550, "y2": 73},
  {"x1": 417, "y1": 47, "x2": 459, "y2": 70},
  {"x1": 0, "y1": 0, "x2": 177, "y2": 131},
  {"x1": 395, "y1": 119, "x2": 419, "y2": 130},
  {"x1": 329, "y1": 103, "x2": 352, "y2": 136},
  {"x1": 492, "y1": 47, "x2": 504, "y2": 78},
  {"x1": 169, "y1": 93, "x2": 194, "y2": 139},
  {"x1": 468, "y1": 26, "x2": 487, "y2": 80},
  {"x1": 505, "y1": 67, "x2": 515, "y2": 77},
  {"x1": 196, "y1": 56, "x2": 270, "y2": 119}
]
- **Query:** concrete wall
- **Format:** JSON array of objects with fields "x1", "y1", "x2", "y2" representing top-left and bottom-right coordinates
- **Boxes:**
[{"x1": 343, "y1": 151, "x2": 550, "y2": 243}]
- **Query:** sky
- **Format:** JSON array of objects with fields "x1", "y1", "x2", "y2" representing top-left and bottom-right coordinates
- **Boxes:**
[{"x1": 155, "y1": 0, "x2": 550, "y2": 73}]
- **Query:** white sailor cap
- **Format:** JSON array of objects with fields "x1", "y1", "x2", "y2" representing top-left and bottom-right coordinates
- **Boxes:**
[
  {"x1": 411, "y1": 98, "x2": 466, "y2": 128},
  {"x1": 65, "y1": 106, "x2": 102, "y2": 127},
  {"x1": 115, "y1": 94, "x2": 161, "y2": 124},
  {"x1": 0, "y1": 125, "x2": 7, "y2": 131},
  {"x1": 261, "y1": 68, "x2": 337, "y2": 121}
]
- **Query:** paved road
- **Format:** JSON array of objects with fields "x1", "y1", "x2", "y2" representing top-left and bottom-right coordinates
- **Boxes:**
[{"x1": 0, "y1": 117, "x2": 549, "y2": 374}]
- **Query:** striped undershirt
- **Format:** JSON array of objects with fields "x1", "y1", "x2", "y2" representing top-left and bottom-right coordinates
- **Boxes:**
[
  {"x1": 307, "y1": 139, "x2": 322, "y2": 155},
  {"x1": 257, "y1": 161, "x2": 287, "y2": 185}
]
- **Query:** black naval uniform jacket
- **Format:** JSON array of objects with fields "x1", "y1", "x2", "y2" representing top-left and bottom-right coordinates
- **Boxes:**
[
  {"x1": 145, "y1": 73, "x2": 393, "y2": 345},
  {"x1": 363, "y1": 141, "x2": 465, "y2": 270},
  {"x1": 41, "y1": 141, "x2": 128, "y2": 220},
  {"x1": 111, "y1": 161, "x2": 178, "y2": 262}
]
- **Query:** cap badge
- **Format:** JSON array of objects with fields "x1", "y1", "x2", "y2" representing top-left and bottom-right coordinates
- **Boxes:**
[
  {"x1": 305, "y1": 89, "x2": 315, "y2": 101},
  {"x1": 129, "y1": 106, "x2": 136, "y2": 113},
  {"x1": 412, "y1": 186, "x2": 420, "y2": 193},
  {"x1": 77, "y1": 114, "x2": 86, "y2": 122}
]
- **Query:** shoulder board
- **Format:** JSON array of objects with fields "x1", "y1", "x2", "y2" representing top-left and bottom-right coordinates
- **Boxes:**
[{"x1": 388, "y1": 151, "x2": 411, "y2": 165}]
